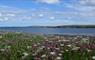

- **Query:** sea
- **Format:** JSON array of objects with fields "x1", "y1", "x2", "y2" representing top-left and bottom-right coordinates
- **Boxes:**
[{"x1": 0, "y1": 27, "x2": 95, "y2": 36}]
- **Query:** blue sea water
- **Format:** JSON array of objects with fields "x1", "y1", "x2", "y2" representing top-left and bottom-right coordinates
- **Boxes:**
[{"x1": 0, "y1": 27, "x2": 95, "y2": 35}]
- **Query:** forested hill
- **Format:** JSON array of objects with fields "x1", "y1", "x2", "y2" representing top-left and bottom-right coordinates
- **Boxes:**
[
  {"x1": 28, "y1": 25, "x2": 95, "y2": 28},
  {"x1": 55, "y1": 25, "x2": 95, "y2": 28}
]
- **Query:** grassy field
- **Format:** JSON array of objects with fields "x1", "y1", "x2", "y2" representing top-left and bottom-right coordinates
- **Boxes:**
[{"x1": 0, "y1": 32, "x2": 95, "y2": 60}]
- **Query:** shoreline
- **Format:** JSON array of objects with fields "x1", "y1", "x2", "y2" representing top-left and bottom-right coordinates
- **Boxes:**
[{"x1": 0, "y1": 31, "x2": 95, "y2": 37}]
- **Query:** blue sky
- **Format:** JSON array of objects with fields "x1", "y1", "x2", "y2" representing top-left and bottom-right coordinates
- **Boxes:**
[{"x1": 0, "y1": 0, "x2": 95, "y2": 26}]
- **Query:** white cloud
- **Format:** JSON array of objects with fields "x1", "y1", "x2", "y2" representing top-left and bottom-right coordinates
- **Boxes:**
[
  {"x1": 79, "y1": 0, "x2": 95, "y2": 6},
  {"x1": 36, "y1": 0, "x2": 60, "y2": 4},
  {"x1": 0, "y1": 17, "x2": 9, "y2": 22},
  {"x1": 0, "y1": 13, "x2": 2, "y2": 17},
  {"x1": 6, "y1": 14, "x2": 15, "y2": 17},
  {"x1": 0, "y1": 4, "x2": 95, "y2": 25},
  {"x1": 49, "y1": 16, "x2": 55, "y2": 20},
  {"x1": 39, "y1": 14, "x2": 44, "y2": 17},
  {"x1": 64, "y1": 0, "x2": 95, "y2": 12}
]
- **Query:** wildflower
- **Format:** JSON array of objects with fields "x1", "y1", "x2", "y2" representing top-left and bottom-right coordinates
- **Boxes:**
[
  {"x1": 46, "y1": 39, "x2": 49, "y2": 41},
  {"x1": 39, "y1": 46, "x2": 45, "y2": 50},
  {"x1": 67, "y1": 44, "x2": 72, "y2": 47},
  {"x1": 87, "y1": 49, "x2": 92, "y2": 52},
  {"x1": 23, "y1": 52, "x2": 29, "y2": 56},
  {"x1": 27, "y1": 46, "x2": 31, "y2": 49},
  {"x1": 37, "y1": 43, "x2": 41, "y2": 45},
  {"x1": 72, "y1": 47, "x2": 80, "y2": 51},
  {"x1": 65, "y1": 50, "x2": 69, "y2": 52},
  {"x1": 41, "y1": 46, "x2": 45, "y2": 48},
  {"x1": 55, "y1": 48, "x2": 60, "y2": 50},
  {"x1": 0, "y1": 49, "x2": 5, "y2": 52},
  {"x1": 30, "y1": 40, "x2": 32, "y2": 42},
  {"x1": 75, "y1": 42, "x2": 79, "y2": 44},
  {"x1": 0, "y1": 36, "x2": 2, "y2": 38},
  {"x1": 92, "y1": 56, "x2": 95, "y2": 60},
  {"x1": 63, "y1": 40, "x2": 69, "y2": 42},
  {"x1": 15, "y1": 32, "x2": 21, "y2": 34},
  {"x1": 56, "y1": 56, "x2": 62, "y2": 60},
  {"x1": 58, "y1": 53, "x2": 62, "y2": 56},
  {"x1": 34, "y1": 57, "x2": 41, "y2": 60},
  {"x1": 50, "y1": 52, "x2": 56, "y2": 55},
  {"x1": 62, "y1": 40, "x2": 67, "y2": 42},
  {"x1": 60, "y1": 44, "x2": 64, "y2": 47},
  {"x1": 41, "y1": 54, "x2": 46, "y2": 58},
  {"x1": 36, "y1": 49, "x2": 40, "y2": 53},
  {"x1": 81, "y1": 38, "x2": 89, "y2": 44},
  {"x1": 47, "y1": 47, "x2": 50, "y2": 50},
  {"x1": 33, "y1": 44, "x2": 37, "y2": 47},
  {"x1": 58, "y1": 40, "x2": 61, "y2": 42},
  {"x1": 32, "y1": 53, "x2": 37, "y2": 56},
  {"x1": 60, "y1": 51, "x2": 64, "y2": 53},
  {"x1": 7, "y1": 46, "x2": 11, "y2": 48},
  {"x1": 74, "y1": 37, "x2": 77, "y2": 39}
]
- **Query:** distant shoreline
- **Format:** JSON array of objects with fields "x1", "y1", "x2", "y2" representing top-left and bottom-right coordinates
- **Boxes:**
[
  {"x1": 28, "y1": 25, "x2": 95, "y2": 28},
  {"x1": 0, "y1": 31, "x2": 95, "y2": 37},
  {"x1": 0, "y1": 25, "x2": 95, "y2": 28}
]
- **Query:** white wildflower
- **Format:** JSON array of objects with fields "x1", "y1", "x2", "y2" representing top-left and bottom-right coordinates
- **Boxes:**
[
  {"x1": 33, "y1": 44, "x2": 37, "y2": 47},
  {"x1": 23, "y1": 52, "x2": 29, "y2": 56},
  {"x1": 58, "y1": 53, "x2": 62, "y2": 56},
  {"x1": 47, "y1": 47, "x2": 50, "y2": 50},
  {"x1": 41, "y1": 54, "x2": 46, "y2": 58},
  {"x1": 60, "y1": 51, "x2": 64, "y2": 53},
  {"x1": 37, "y1": 43, "x2": 41, "y2": 45},
  {"x1": 50, "y1": 52, "x2": 56, "y2": 55},
  {"x1": 41, "y1": 46, "x2": 45, "y2": 48},
  {"x1": 67, "y1": 44, "x2": 72, "y2": 47},
  {"x1": 0, "y1": 49, "x2": 5, "y2": 52},
  {"x1": 62, "y1": 40, "x2": 69, "y2": 42},
  {"x1": 87, "y1": 49, "x2": 92, "y2": 52},
  {"x1": 65, "y1": 50, "x2": 69, "y2": 52},
  {"x1": 74, "y1": 37, "x2": 77, "y2": 39},
  {"x1": 75, "y1": 42, "x2": 79, "y2": 44},
  {"x1": 60, "y1": 44, "x2": 64, "y2": 47},
  {"x1": 72, "y1": 47, "x2": 80, "y2": 51},
  {"x1": 56, "y1": 56, "x2": 62, "y2": 60},
  {"x1": 46, "y1": 39, "x2": 49, "y2": 41},
  {"x1": 58, "y1": 40, "x2": 61, "y2": 42},
  {"x1": 55, "y1": 48, "x2": 60, "y2": 50},
  {"x1": 7, "y1": 46, "x2": 11, "y2": 48},
  {"x1": 27, "y1": 46, "x2": 31, "y2": 49},
  {"x1": 0, "y1": 36, "x2": 2, "y2": 38},
  {"x1": 40, "y1": 46, "x2": 45, "y2": 50},
  {"x1": 92, "y1": 56, "x2": 95, "y2": 60},
  {"x1": 36, "y1": 49, "x2": 40, "y2": 53},
  {"x1": 30, "y1": 40, "x2": 32, "y2": 42}
]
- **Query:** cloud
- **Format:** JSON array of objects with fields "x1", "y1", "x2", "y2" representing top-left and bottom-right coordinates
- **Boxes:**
[
  {"x1": 79, "y1": 0, "x2": 95, "y2": 6},
  {"x1": 0, "y1": 13, "x2": 2, "y2": 17},
  {"x1": 39, "y1": 14, "x2": 44, "y2": 17},
  {"x1": 35, "y1": 0, "x2": 61, "y2": 4},
  {"x1": 64, "y1": 0, "x2": 95, "y2": 12},
  {"x1": 0, "y1": 3, "x2": 95, "y2": 26}
]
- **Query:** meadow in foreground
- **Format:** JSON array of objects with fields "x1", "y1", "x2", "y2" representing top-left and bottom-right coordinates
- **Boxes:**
[{"x1": 0, "y1": 32, "x2": 95, "y2": 60}]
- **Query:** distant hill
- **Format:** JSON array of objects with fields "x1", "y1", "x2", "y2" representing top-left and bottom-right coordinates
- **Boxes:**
[
  {"x1": 1, "y1": 25, "x2": 95, "y2": 28},
  {"x1": 55, "y1": 25, "x2": 95, "y2": 28},
  {"x1": 28, "y1": 25, "x2": 95, "y2": 28}
]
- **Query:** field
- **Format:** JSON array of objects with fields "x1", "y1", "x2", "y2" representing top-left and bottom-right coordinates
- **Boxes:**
[{"x1": 0, "y1": 32, "x2": 95, "y2": 60}]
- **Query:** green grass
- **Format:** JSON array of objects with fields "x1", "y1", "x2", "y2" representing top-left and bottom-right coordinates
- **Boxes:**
[
  {"x1": 0, "y1": 32, "x2": 95, "y2": 60},
  {"x1": 0, "y1": 32, "x2": 44, "y2": 60}
]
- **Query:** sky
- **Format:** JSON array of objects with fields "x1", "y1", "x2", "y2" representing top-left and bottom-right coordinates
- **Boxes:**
[{"x1": 0, "y1": 0, "x2": 95, "y2": 26}]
